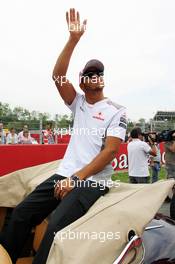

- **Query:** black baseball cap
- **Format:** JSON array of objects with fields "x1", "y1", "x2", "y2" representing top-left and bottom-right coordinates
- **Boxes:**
[{"x1": 82, "y1": 59, "x2": 104, "y2": 76}]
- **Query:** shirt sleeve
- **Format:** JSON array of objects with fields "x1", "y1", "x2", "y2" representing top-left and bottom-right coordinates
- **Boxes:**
[
  {"x1": 142, "y1": 142, "x2": 151, "y2": 154},
  {"x1": 64, "y1": 92, "x2": 82, "y2": 114},
  {"x1": 106, "y1": 107, "x2": 127, "y2": 141}
]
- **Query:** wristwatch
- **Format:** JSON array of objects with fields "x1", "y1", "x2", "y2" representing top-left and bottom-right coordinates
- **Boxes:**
[{"x1": 70, "y1": 174, "x2": 81, "y2": 186}]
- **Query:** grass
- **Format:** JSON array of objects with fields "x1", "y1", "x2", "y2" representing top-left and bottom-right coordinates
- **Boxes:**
[{"x1": 112, "y1": 167, "x2": 167, "y2": 183}]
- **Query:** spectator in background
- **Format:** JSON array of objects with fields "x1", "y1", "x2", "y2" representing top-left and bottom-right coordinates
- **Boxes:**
[
  {"x1": 6, "y1": 128, "x2": 18, "y2": 144},
  {"x1": 18, "y1": 131, "x2": 33, "y2": 144},
  {"x1": 43, "y1": 124, "x2": 54, "y2": 144},
  {"x1": 165, "y1": 131, "x2": 175, "y2": 179},
  {"x1": 18, "y1": 125, "x2": 31, "y2": 142},
  {"x1": 164, "y1": 131, "x2": 175, "y2": 220},
  {"x1": 0, "y1": 123, "x2": 6, "y2": 144},
  {"x1": 127, "y1": 127, "x2": 157, "y2": 184},
  {"x1": 150, "y1": 143, "x2": 161, "y2": 183}
]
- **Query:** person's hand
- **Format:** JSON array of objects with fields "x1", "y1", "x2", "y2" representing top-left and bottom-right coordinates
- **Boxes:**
[
  {"x1": 66, "y1": 8, "x2": 87, "y2": 41},
  {"x1": 54, "y1": 178, "x2": 74, "y2": 200}
]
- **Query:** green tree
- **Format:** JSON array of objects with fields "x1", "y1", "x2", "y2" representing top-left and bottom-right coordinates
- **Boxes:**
[{"x1": 58, "y1": 114, "x2": 72, "y2": 128}]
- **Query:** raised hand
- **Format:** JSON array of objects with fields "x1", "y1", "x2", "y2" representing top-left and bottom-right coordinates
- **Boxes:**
[{"x1": 66, "y1": 8, "x2": 87, "y2": 41}]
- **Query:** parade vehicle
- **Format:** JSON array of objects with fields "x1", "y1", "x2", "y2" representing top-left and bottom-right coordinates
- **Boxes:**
[
  {"x1": 113, "y1": 214, "x2": 175, "y2": 264},
  {"x1": 1, "y1": 209, "x2": 175, "y2": 264}
]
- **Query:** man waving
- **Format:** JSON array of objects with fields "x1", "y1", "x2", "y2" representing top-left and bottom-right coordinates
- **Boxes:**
[{"x1": 0, "y1": 9, "x2": 127, "y2": 264}]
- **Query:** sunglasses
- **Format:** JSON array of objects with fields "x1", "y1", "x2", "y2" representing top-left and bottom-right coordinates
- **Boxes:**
[{"x1": 82, "y1": 72, "x2": 104, "y2": 78}]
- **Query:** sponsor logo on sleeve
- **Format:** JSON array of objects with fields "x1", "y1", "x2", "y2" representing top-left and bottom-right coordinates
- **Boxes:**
[{"x1": 119, "y1": 115, "x2": 127, "y2": 129}]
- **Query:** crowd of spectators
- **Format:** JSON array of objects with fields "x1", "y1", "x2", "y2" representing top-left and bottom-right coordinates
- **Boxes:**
[
  {"x1": 0, "y1": 123, "x2": 37, "y2": 144},
  {"x1": 0, "y1": 122, "x2": 57, "y2": 145}
]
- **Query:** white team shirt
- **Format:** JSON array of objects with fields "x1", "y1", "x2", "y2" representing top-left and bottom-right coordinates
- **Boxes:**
[
  {"x1": 57, "y1": 93, "x2": 127, "y2": 185},
  {"x1": 127, "y1": 139, "x2": 151, "y2": 177}
]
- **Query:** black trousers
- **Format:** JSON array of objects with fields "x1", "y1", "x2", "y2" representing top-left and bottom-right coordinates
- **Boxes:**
[
  {"x1": 0, "y1": 174, "x2": 109, "y2": 264},
  {"x1": 129, "y1": 176, "x2": 150, "y2": 184}
]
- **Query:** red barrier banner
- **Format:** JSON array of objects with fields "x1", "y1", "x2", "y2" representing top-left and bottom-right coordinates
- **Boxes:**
[
  {"x1": 0, "y1": 144, "x2": 67, "y2": 176},
  {"x1": 0, "y1": 143, "x2": 165, "y2": 177}
]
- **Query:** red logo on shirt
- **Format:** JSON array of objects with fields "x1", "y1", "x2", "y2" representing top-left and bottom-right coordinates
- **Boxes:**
[{"x1": 92, "y1": 112, "x2": 105, "y2": 121}]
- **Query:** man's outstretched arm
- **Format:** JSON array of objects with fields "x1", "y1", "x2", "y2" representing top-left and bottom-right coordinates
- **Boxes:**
[{"x1": 52, "y1": 8, "x2": 87, "y2": 105}]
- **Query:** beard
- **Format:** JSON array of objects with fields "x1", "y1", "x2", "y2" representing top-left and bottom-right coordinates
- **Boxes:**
[
  {"x1": 84, "y1": 85, "x2": 104, "y2": 92},
  {"x1": 85, "y1": 87, "x2": 104, "y2": 92}
]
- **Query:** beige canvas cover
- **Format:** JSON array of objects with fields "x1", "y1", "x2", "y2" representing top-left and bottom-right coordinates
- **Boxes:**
[
  {"x1": 0, "y1": 162, "x2": 174, "y2": 263},
  {"x1": 46, "y1": 179, "x2": 175, "y2": 264},
  {"x1": 0, "y1": 160, "x2": 60, "y2": 207}
]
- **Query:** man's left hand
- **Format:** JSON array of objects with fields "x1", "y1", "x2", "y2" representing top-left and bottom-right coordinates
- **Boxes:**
[{"x1": 54, "y1": 178, "x2": 74, "y2": 200}]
